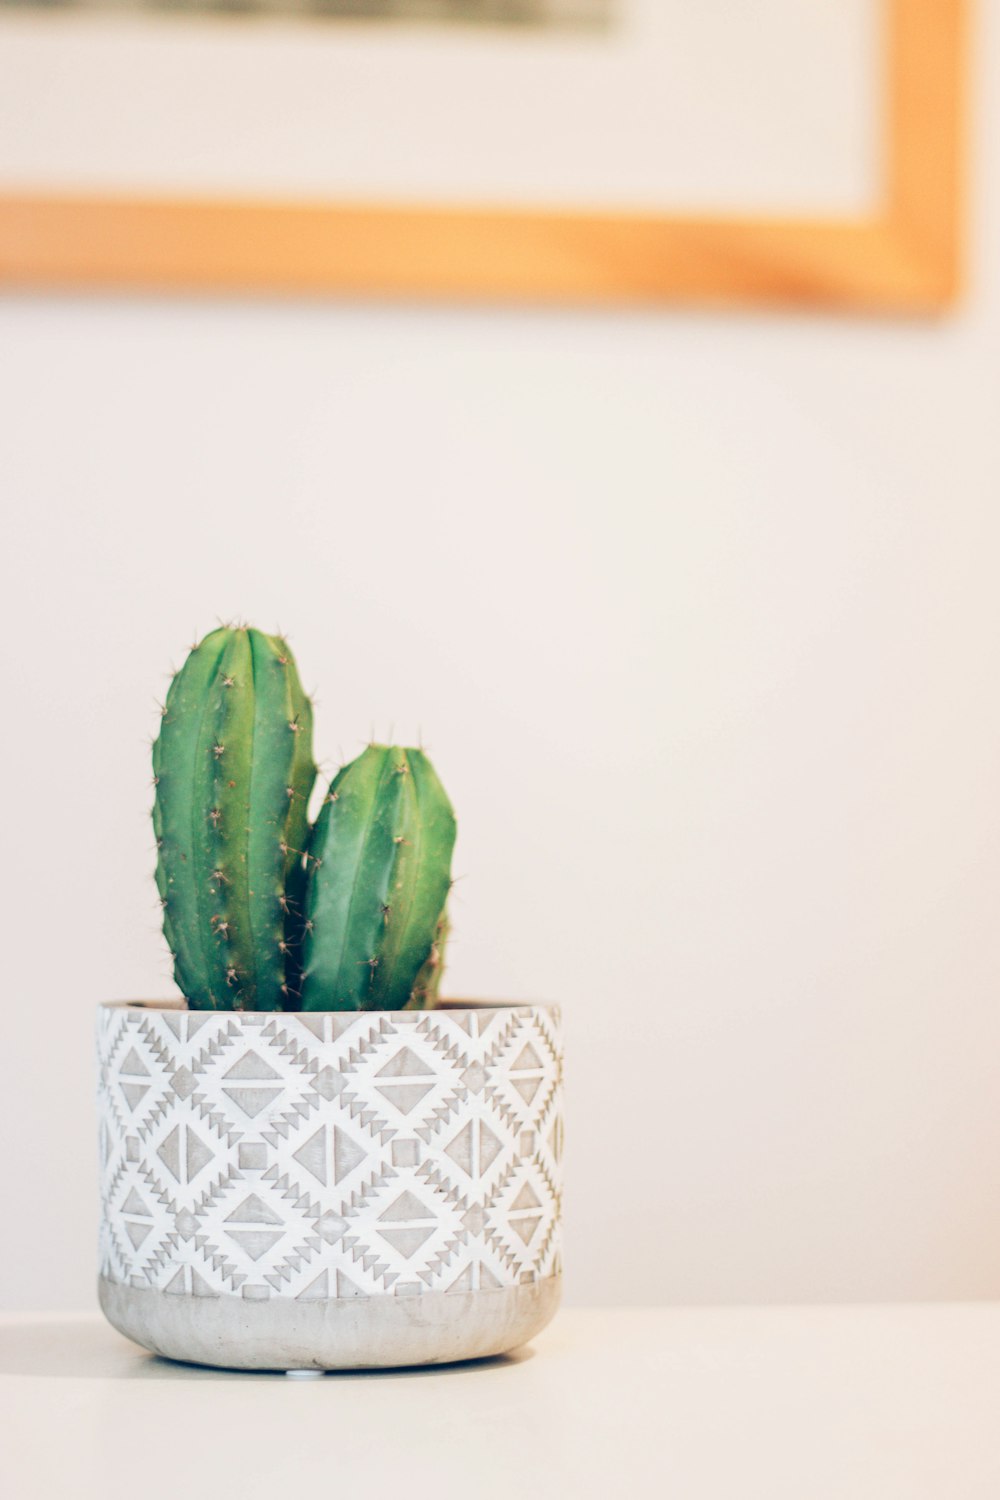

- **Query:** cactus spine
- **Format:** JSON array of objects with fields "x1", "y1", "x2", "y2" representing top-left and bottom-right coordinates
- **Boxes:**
[
  {"x1": 153, "y1": 627, "x2": 316, "y2": 1011},
  {"x1": 300, "y1": 745, "x2": 455, "y2": 1011}
]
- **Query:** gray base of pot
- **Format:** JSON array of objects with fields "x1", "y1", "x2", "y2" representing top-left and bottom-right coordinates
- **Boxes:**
[{"x1": 99, "y1": 1274, "x2": 562, "y2": 1371}]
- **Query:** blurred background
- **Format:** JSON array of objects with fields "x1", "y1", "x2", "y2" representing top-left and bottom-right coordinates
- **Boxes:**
[
  {"x1": 1, "y1": 1, "x2": 998, "y2": 1314},
  {"x1": 0, "y1": 0, "x2": 609, "y2": 19}
]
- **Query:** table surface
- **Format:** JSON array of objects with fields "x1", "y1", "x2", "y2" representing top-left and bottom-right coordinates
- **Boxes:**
[{"x1": 2, "y1": 1305, "x2": 999, "y2": 1500}]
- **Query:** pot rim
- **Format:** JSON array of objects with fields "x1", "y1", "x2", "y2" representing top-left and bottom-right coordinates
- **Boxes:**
[{"x1": 99, "y1": 997, "x2": 557, "y2": 1016}]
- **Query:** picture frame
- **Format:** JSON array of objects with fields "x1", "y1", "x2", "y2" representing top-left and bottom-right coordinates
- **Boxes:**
[{"x1": 0, "y1": 0, "x2": 966, "y2": 308}]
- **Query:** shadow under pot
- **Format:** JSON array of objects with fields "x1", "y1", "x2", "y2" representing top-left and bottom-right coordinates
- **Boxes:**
[{"x1": 97, "y1": 1000, "x2": 564, "y2": 1372}]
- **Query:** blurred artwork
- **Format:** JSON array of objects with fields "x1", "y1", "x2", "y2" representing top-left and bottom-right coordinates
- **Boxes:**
[{"x1": 0, "y1": 0, "x2": 614, "y2": 23}]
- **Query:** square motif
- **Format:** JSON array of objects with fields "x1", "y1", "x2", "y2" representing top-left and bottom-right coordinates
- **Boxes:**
[
  {"x1": 239, "y1": 1142, "x2": 268, "y2": 1170},
  {"x1": 391, "y1": 1139, "x2": 420, "y2": 1168},
  {"x1": 169, "y1": 1067, "x2": 196, "y2": 1100}
]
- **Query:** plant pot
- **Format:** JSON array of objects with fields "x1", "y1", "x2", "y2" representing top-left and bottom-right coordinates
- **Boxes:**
[{"x1": 96, "y1": 1000, "x2": 563, "y2": 1371}]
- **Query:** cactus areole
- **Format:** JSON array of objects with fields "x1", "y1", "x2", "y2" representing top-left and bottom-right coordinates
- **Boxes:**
[{"x1": 153, "y1": 627, "x2": 455, "y2": 1013}]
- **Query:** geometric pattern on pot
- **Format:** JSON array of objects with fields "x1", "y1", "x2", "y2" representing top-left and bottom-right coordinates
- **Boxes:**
[{"x1": 97, "y1": 1004, "x2": 563, "y2": 1301}]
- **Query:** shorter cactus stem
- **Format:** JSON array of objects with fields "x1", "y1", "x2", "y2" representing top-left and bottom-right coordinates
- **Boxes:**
[{"x1": 300, "y1": 745, "x2": 455, "y2": 1012}]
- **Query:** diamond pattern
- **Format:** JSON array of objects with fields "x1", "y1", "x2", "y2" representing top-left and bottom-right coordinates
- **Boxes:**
[{"x1": 98, "y1": 1003, "x2": 563, "y2": 1301}]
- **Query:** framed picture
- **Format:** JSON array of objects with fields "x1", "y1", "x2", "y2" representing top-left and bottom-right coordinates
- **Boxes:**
[{"x1": 0, "y1": 0, "x2": 966, "y2": 307}]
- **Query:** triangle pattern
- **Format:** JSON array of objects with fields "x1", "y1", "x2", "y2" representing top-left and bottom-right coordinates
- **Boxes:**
[
  {"x1": 376, "y1": 1046, "x2": 433, "y2": 1079},
  {"x1": 333, "y1": 1126, "x2": 366, "y2": 1185},
  {"x1": 379, "y1": 1190, "x2": 436, "y2": 1223},
  {"x1": 226, "y1": 1192, "x2": 283, "y2": 1225},
  {"x1": 296, "y1": 1269, "x2": 329, "y2": 1301},
  {"x1": 479, "y1": 1121, "x2": 504, "y2": 1171},
  {"x1": 512, "y1": 1076, "x2": 542, "y2": 1106},
  {"x1": 444, "y1": 1121, "x2": 473, "y2": 1175},
  {"x1": 376, "y1": 1225, "x2": 435, "y2": 1260},
  {"x1": 511, "y1": 1215, "x2": 542, "y2": 1246},
  {"x1": 297, "y1": 1016, "x2": 327, "y2": 1041},
  {"x1": 222, "y1": 1086, "x2": 282, "y2": 1119},
  {"x1": 97, "y1": 1004, "x2": 563, "y2": 1299},
  {"x1": 224, "y1": 1229, "x2": 284, "y2": 1261},
  {"x1": 186, "y1": 1127, "x2": 214, "y2": 1183},
  {"x1": 224, "y1": 1050, "x2": 281, "y2": 1081},
  {"x1": 292, "y1": 1126, "x2": 327, "y2": 1186},
  {"x1": 336, "y1": 1270, "x2": 366, "y2": 1298},
  {"x1": 447, "y1": 1264, "x2": 474, "y2": 1294},
  {"x1": 120, "y1": 1081, "x2": 150, "y2": 1111},
  {"x1": 375, "y1": 1082, "x2": 434, "y2": 1116},
  {"x1": 125, "y1": 1219, "x2": 152, "y2": 1250},
  {"x1": 157, "y1": 1125, "x2": 181, "y2": 1181},
  {"x1": 510, "y1": 1181, "x2": 542, "y2": 1211}
]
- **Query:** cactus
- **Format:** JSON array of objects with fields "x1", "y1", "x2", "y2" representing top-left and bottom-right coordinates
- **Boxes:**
[
  {"x1": 300, "y1": 745, "x2": 455, "y2": 1011},
  {"x1": 150, "y1": 629, "x2": 458, "y2": 1014},
  {"x1": 152, "y1": 627, "x2": 316, "y2": 1011}
]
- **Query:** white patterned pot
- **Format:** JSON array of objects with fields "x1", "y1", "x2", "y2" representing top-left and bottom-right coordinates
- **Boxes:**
[{"x1": 97, "y1": 1000, "x2": 563, "y2": 1371}]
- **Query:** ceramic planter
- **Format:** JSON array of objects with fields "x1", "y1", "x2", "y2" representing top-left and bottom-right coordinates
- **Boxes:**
[{"x1": 97, "y1": 1000, "x2": 563, "y2": 1370}]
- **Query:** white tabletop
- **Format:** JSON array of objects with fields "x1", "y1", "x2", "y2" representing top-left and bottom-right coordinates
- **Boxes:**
[{"x1": 2, "y1": 1305, "x2": 998, "y2": 1499}]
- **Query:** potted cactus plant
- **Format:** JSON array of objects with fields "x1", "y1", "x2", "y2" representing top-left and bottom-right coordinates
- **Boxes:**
[{"x1": 97, "y1": 626, "x2": 563, "y2": 1371}]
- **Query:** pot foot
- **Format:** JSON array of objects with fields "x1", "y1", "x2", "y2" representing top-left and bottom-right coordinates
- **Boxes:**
[{"x1": 99, "y1": 1273, "x2": 562, "y2": 1371}]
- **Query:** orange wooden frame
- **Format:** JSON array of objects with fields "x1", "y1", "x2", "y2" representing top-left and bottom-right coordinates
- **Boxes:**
[{"x1": 0, "y1": 0, "x2": 965, "y2": 307}]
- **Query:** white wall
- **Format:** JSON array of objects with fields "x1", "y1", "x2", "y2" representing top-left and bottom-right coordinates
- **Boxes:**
[{"x1": 2, "y1": 15, "x2": 999, "y2": 1315}]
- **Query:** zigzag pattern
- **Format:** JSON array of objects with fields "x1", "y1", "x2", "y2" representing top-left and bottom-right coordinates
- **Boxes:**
[{"x1": 98, "y1": 1003, "x2": 563, "y2": 1301}]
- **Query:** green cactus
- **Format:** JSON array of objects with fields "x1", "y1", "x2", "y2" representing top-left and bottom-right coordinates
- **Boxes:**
[
  {"x1": 409, "y1": 908, "x2": 450, "y2": 1011},
  {"x1": 153, "y1": 626, "x2": 316, "y2": 1011},
  {"x1": 300, "y1": 745, "x2": 456, "y2": 1012}
]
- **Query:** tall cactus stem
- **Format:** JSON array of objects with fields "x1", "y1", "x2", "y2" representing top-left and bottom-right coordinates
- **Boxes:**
[{"x1": 152, "y1": 627, "x2": 316, "y2": 1011}]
